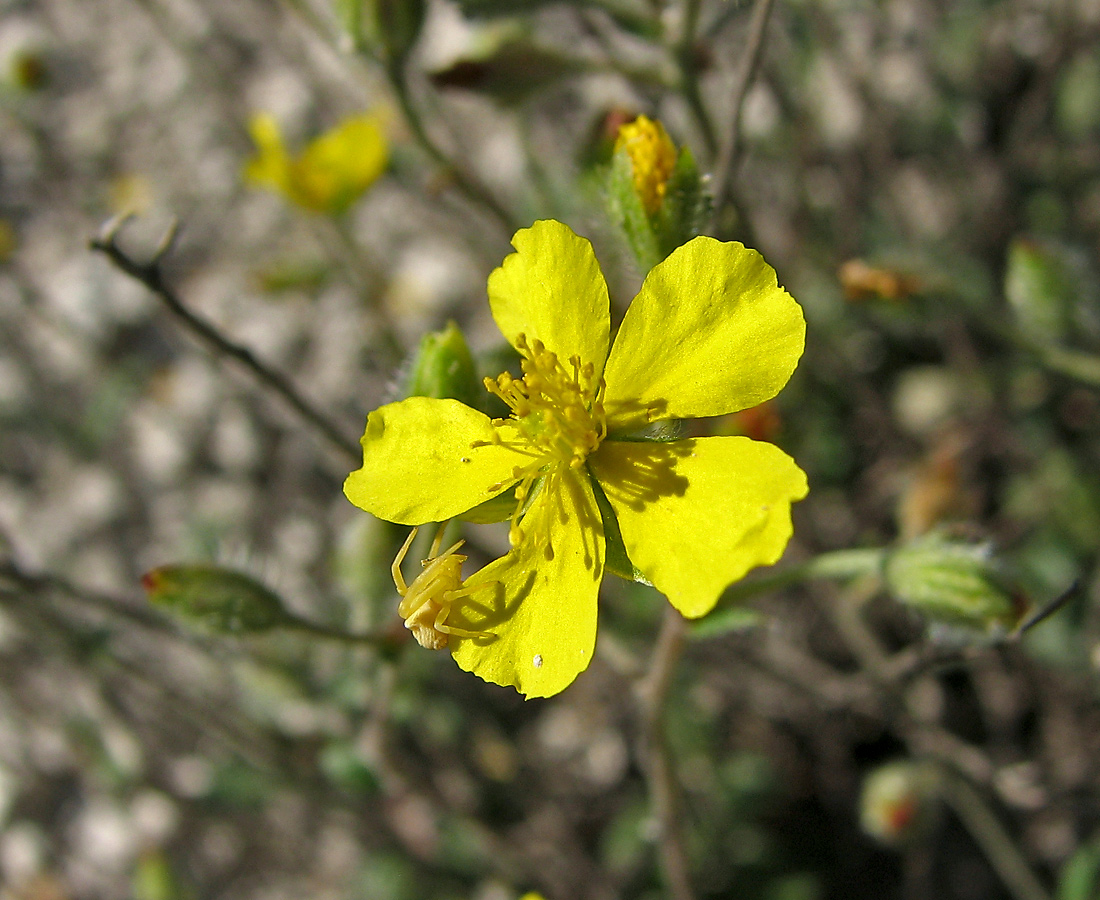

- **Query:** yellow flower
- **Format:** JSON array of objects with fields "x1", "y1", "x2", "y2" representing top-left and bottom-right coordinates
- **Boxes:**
[
  {"x1": 345, "y1": 220, "x2": 808, "y2": 697},
  {"x1": 614, "y1": 115, "x2": 677, "y2": 215},
  {"x1": 244, "y1": 112, "x2": 387, "y2": 215}
]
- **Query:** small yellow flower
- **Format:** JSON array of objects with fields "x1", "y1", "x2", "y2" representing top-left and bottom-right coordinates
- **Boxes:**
[
  {"x1": 614, "y1": 115, "x2": 677, "y2": 215},
  {"x1": 345, "y1": 220, "x2": 808, "y2": 697},
  {"x1": 244, "y1": 112, "x2": 387, "y2": 215}
]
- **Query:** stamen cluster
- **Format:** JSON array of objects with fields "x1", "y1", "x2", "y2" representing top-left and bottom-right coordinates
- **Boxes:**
[{"x1": 480, "y1": 334, "x2": 607, "y2": 544}]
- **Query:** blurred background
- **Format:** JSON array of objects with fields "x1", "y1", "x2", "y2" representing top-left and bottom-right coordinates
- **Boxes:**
[{"x1": 1, "y1": 0, "x2": 1099, "y2": 898}]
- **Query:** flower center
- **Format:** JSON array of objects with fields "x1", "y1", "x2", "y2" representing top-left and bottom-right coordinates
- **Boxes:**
[{"x1": 477, "y1": 333, "x2": 606, "y2": 545}]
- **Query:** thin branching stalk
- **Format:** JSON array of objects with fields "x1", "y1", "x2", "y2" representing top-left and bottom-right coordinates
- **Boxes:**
[
  {"x1": 941, "y1": 771, "x2": 1052, "y2": 900},
  {"x1": 90, "y1": 216, "x2": 362, "y2": 465},
  {"x1": 709, "y1": 0, "x2": 777, "y2": 230},
  {"x1": 638, "y1": 606, "x2": 696, "y2": 900}
]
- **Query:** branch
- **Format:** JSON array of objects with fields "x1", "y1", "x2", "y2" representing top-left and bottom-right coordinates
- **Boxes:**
[
  {"x1": 709, "y1": 0, "x2": 777, "y2": 228},
  {"x1": 90, "y1": 216, "x2": 361, "y2": 465},
  {"x1": 637, "y1": 606, "x2": 696, "y2": 900}
]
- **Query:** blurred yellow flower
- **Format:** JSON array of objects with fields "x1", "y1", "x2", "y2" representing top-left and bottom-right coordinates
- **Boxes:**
[
  {"x1": 345, "y1": 220, "x2": 807, "y2": 697},
  {"x1": 615, "y1": 114, "x2": 677, "y2": 215},
  {"x1": 244, "y1": 112, "x2": 388, "y2": 215}
]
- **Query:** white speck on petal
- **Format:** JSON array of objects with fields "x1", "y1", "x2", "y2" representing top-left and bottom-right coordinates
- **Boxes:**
[{"x1": 533, "y1": 654, "x2": 543, "y2": 668}]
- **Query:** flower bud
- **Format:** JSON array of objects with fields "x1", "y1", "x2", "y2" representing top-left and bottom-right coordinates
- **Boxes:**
[
  {"x1": 606, "y1": 115, "x2": 708, "y2": 271},
  {"x1": 860, "y1": 761, "x2": 939, "y2": 846},
  {"x1": 884, "y1": 534, "x2": 1021, "y2": 629},
  {"x1": 404, "y1": 320, "x2": 481, "y2": 408},
  {"x1": 142, "y1": 565, "x2": 290, "y2": 634}
]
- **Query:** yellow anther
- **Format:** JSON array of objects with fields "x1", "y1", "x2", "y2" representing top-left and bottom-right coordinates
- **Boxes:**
[{"x1": 480, "y1": 332, "x2": 608, "y2": 540}]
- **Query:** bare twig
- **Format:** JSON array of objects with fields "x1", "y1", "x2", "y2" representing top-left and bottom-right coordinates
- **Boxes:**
[
  {"x1": 941, "y1": 771, "x2": 1052, "y2": 900},
  {"x1": 637, "y1": 606, "x2": 696, "y2": 900},
  {"x1": 90, "y1": 215, "x2": 361, "y2": 464},
  {"x1": 709, "y1": 0, "x2": 777, "y2": 228}
]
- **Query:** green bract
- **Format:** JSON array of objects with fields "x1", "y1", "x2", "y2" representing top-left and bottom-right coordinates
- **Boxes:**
[{"x1": 345, "y1": 220, "x2": 808, "y2": 698}]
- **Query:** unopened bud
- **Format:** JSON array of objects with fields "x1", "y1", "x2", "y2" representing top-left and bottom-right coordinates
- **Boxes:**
[
  {"x1": 860, "y1": 761, "x2": 939, "y2": 846},
  {"x1": 405, "y1": 320, "x2": 481, "y2": 408},
  {"x1": 606, "y1": 115, "x2": 708, "y2": 271},
  {"x1": 142, "y1": 565, "x2": 290, "y2": 634},
  {"x1": 884, "y1": 534, "x2": 1021, "y2": 629}
]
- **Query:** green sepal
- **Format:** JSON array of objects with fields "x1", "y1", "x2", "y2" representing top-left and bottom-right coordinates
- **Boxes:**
[
  {"x1": 459, "y1": 489, "x2": 517, "y2": 524},
  {"x1": 588, "y1": 469, "x2": 650, "y2": 585},
  {"x1": 605, "y1": 147, "x2": 661, "y2": 273},
  {"x1": 653, "y1": 147, "x2": 710, "y2": 259},
  {"x1": 884, "y1": 533, "x2": 1020, "y2": 629},
  {"x1": 142, "y1": 565, "x2": 291, "y2": 634},
  {"x1": 404, "y1": 320, "x2": 482, "y2": 408}
]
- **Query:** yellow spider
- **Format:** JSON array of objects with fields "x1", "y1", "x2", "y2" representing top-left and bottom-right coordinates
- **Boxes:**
[{"x1": 392, "y1": 525, "x2": 496, "y2": 649}]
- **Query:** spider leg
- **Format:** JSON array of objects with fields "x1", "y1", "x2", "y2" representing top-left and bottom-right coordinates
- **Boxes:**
[
  {"x1": 392, "y1": 527, "x2": 418, "y2": 596},
  {"x1": 428, "y1": 521, "x2": 448, "y2": 560},
  {"x1": 447, "y1": 582, "x2": 500, "y2": 617},
  {"x1": 434, "y1": 601, "x2": 489, "y2": 639}
]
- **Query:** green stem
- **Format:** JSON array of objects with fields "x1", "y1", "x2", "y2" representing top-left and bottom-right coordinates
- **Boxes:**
[
  {"x1": 280, "y1": 612, "x2": 396, "y2": 648},
  {"x1": 675, "y1": 0, "x2": 718, "y2": 157},
  {"x1": 690, "y1": 548, "x2": 886, "y2": 637},
  {"x1": 388, "y1": 67, "x2": 516, "y2": 235},
  {"x1": 941, "y1": 771, "x2": 1052, "y2": 900}
]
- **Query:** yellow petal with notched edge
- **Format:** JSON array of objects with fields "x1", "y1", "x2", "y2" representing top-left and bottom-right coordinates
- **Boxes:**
[
  {"x1": 343, "y1": 397, "x2": 528, "y2": 526},
  {"x1": 589, "y1": 436, "x2": 808, "y2": 618},
  {"x1": 601, "y1": 238, "x2": 805, "y2": 432},
  {"x1": 487, "y1": 220, "x2": 610, "y2": 379},
  {"x1": 294, "y1": 114, "x2": 388, "y2": 213},
  {"x1": 450, "y1": 470, "x2": 604, "y2": 699}
]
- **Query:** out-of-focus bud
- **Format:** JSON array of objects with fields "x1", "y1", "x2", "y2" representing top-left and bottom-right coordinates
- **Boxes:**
[
  {"x1": 404, "y1": 320, "x2": 481, "y2": 409},
  {"x1": 1005, "y1": 238, "x2": 1078, "y2": 345},
  {"x1": 860, "y1": 761, "x2": 939, "y2": 846},
  {"x1": 606, "y1": 115, "x2": 709, "y2": 272},
  {"x1": 839, "y1": 259, "x2": 922, "y2": 302},
  {"x1": 143, "y1": 565, "x2": 291, "y2": 634},
  {"x1": 883, "y1": 533, "x2": 1023, "y2": 630},
  {"x1": 373, "y1": 0, "x2": 426, "y2": 69}
]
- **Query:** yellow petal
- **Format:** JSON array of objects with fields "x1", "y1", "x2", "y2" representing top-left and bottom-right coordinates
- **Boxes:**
[
  {"x1": 451, "y1": 470, "x2": 604, "y2": 699},
  {"x1": 344, "y1": 397, "x2": 528, "y2": 525},
  {"x1": 244, "y1": 113, "x2": 291, "y2": 192},
  {"x1": 295, "y1": 114, "x2": 388, "y2": 213},
  {"x1": 601, "y1": 238, "x2": 805, "y2": 431},
  {"x1": 589, "y1": 436, "x2": 807, "y2": 618},
  {"x1": 487, "y1": 220, "x2": 610, "y2": 377}
]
